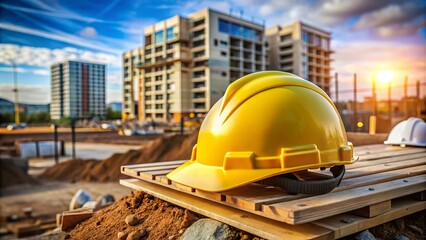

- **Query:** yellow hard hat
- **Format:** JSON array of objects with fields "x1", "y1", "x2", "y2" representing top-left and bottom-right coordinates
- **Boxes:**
[{"x1": 167, "y1": 71, "x2": 358, "y2": 193}]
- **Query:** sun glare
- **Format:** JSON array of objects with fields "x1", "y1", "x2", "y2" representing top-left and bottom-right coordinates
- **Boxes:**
[{"x1": 377, "y1": 70, "x2": 393, "y2": 85}]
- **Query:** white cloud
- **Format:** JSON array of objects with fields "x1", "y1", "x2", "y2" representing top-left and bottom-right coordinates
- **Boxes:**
[
  {"x1": 0, "y1": 83, "x2": 50, "y2": 104},
  {"x1": 0, "y1": 3, "x2": 112, "y2": 23},
  {"x1": 32, "y1": 69, "x2": 50, "y2": 76},
  {"x1": 355, "y1": 3, "x2": 425, "y2": 30},
  {"x1": 0, "y1": 44, "x2": 121, "y2": 68},
  {"x1": 0, "y1": 66, "x2": 50, "y2": 76},
  {"x1": 0, "y1": 67, "x2": 27, "y2": 73},
  {"x1": 79, "y1": 26, "x2": 98, "y2": 37},
  {"x1": 0, "y1": 23, "x2": 120, "y2": 54}
]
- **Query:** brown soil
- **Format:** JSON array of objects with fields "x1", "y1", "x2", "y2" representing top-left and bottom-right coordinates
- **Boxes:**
[
  {"x1": 39, "y1": 132, "x2": 198, "y2": 182},
  {"x1": 0, "y1": 159, "x2": 39, "y2": 189},
  {"x1": 64, "y1": 191, "x2": 197, "y2": 239},
  {"x1": 64, "y1": 191, "x2": 258, "y2": 240},
  {"x1": 342, "y1": 210, "x2": 426, "y2": 240}
]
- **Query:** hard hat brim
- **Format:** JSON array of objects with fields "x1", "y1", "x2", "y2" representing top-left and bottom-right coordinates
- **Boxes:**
[{"x1": 167, "y1": 155, "x2": 359, "y2": 192}]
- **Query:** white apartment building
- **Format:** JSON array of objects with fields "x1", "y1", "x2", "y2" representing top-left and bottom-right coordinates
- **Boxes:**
[
  {"x1": 122, "y1": 8, "x2": 266, "y2": 122},
  {"x1": 266, "y1": 21, "x2": 333, "y2": 95},
  {"x1": 50, "y1": 61, "x2": 106, "y2": 120}
]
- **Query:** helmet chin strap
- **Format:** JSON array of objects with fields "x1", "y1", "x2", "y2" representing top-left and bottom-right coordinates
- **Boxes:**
[{"x1": 256, "y1": 165, "x2": 345, "y2": 195}]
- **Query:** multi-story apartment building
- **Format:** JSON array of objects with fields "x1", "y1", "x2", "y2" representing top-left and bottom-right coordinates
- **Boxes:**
[
  {"x1": 50, "y1": 61, "x2": 106, "y2": 120},
  {"x1": 122, "y1": 8, "x2": 266, "y2": 122},
  {"x1": 266, "y1": 21, "x2": 332, "y2": 95}
]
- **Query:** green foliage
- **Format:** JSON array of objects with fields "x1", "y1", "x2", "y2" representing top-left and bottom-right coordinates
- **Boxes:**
[
  {"x1": 0, "y1": 111, "x2": 51, "y2": 124},
  {"x1": 106, "y1": 107, "x2": 121, "y2": 119},
  {"x1": 52, "y1": 116, "x2": 72, "y2": 127}
]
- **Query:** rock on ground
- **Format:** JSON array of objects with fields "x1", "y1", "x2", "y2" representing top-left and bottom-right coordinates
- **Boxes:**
[
  {"x1": 181, "y1": 219, "x2": 235, "y2": 240},
  {"x1": 355, "y1": 230, "x2": 376, "y2": 240},
  {"x1": 395, "y1": 235, "x2": 410, "y2": 240}
]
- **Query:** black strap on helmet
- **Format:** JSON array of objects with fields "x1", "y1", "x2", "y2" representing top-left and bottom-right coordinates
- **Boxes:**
[{"x1": 256, "y1": 165, "x2": 345, "y2": 195}]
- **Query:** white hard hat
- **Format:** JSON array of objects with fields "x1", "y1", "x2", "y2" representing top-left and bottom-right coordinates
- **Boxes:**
[{"x1": 384, "y1": 117, "x2": 426, "y2": 147}]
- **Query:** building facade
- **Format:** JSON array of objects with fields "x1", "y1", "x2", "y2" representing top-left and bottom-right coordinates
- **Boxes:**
[
  {"x1": 266, "y1": 21, "x2": 332, "y2": 95},
  {"x1": 50, "y1": 61, "x2": 106, "y2": 120},
  {"x1": 122, "y1": 8, "x2": 266, "y2": 122}
]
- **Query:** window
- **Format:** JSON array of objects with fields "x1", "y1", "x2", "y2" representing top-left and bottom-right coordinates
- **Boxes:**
[
  {"x1": 155, "y1": 30, "x2": 164, "y2": 44},
  {"x1": 214, "y1": 39, "x2": 218, "y2": 46},
  {"x1": 221, "y1": 71, "x2": 227, "y2": 77},
  {"x1": 219, "y1": 19, "x2": 229, "y2": 33},
  {"x1": 218, "y1": 19, "x2": 261, "y2": 41},
  {"x1": 280, "y1": 34, "x2": 292, "y2": 42},
  {"x1": 220, "y1": 51, "x2": 227, "y2": 57},
  {"x1": 166, "y1": 27, "x2": 175, "y2": 40},
  {"x1": 302, "y1": 31, "x2": 309, "y2": 43},
  {"x1": 220, "y1": 40, "x2": 228, "y2": 47},
  {"x1": 314, "y1": 36, "x2": 321, "y2": 46}
]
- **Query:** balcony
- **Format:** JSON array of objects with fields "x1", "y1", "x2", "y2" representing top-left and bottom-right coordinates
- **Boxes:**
[
  {"x1": 192, "y1": 34, "x2": 205, "y2": 41},
  {"x1": 191, "y1": 24, "x2": 205, "y2": 32},
  {"x1": 192, "y1": 76, "x2": 206, "y2": 82}
]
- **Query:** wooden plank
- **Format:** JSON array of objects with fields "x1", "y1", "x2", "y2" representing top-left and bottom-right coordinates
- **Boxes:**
[
  {"x1": 248, "y1": 165, "x2": 426, "y2": 210},
  {"x1": 354, "y1": 145, "x2": 405, "y2": 156},
  {"x1": 340, "y1": 165, "x2": 426, "y2": 190},
  {"x1": 346, "y1": 153, "x2": 426, "y2": 170},
  {"x1": 61, "y1": 208, "x2": 93, "y2": 231},
  {"x1": 359, "y1": 148, "x2": 425, "y2": 161},
  {"x1": 121, "y1": 161, "x2": 426, "y2": 221},
  {"x1": 120, "y1": 179, "x2": 333, "y2": 240},
  {"x1": 128, "y1": 164, "x2": 182, "y2": 173},
  {"x1": 313, "y1": 199, "x2": 426, "y2": 239},
  {"x1": 263, "y1": 175, "x2": 426, "y2": 224},
  {"x1": 344, "y1": 158, "x2": 426, "y2": 179},
  {"x1": 121, "y1": 160, "x2": 186, "y2": 173},
  {"x1": 350, "y1": 200, "x2": 391, "y2": 218},
  {"x1": 222, "y1": 184, "x2": 292, "y2": 211},
  {"x1": 138, "y1": 169, "x2": 173, "y2": 180}
]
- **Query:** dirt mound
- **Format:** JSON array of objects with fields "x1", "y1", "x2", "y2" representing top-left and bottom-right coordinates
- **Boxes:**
[
  {"x1": 65, "y1": 191, "x2": 256, "y2": 240},
  {"x1": 65, "y1": 191, "x2": 200, "y2": 240},
  {"x1": 0, "y1": 159, "x2": 39, "y2": 189},
  {"x1": 40, "y1": 132, "x2": 198, "y2": 182}
]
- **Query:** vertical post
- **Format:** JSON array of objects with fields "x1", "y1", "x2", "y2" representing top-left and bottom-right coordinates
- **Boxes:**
[
  {"x1": 372, "y1": 76, "x2": 377, "y2": 116},
  {"x1": 335, "y1": 72, "x2": 339, "y2": 112},
  {"x1": 416, "y1": 80, "x2": 420, "y2": 117},
  {"x1": 71, "y1": 120, "x2": 76, "y2": 159},
  {"x1": 404, "y1": 76, "x2": 408, "y2": 118},
  {"x1": 180, "y1": 115, "x2": 184, "y2": 136},
  {"x1": 12, "y1": 62, "x2": 20, "y2": 124},
  {"x1": 388, "y1": 81, "x2": 392, "y2": 129},
  {"x1": 61, "y1": 141, "x2": 65, "y2": 156},
  {"x1": 35, "y1": 141, "x2": 40, "y2": 157},
  {"x1": 369, "y1": 76, "x2": 377, "y2": 135},
  {"x1": 353, "y1": 73, "x2": 357, "y2": 132},
  {"x1": 53, "y1": 124, "x2": 59, "y2": 164}
]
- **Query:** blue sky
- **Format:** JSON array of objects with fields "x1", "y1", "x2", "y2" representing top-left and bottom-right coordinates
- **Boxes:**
[{"x1": 0, "y1": 0, "x2": 425, "y2": 104}]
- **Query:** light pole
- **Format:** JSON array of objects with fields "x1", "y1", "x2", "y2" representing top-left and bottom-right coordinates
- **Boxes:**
[
  {"x1": 12, "y1": 62, "x2": 20, "y2": 124},
  {"x1": 369, "y1": 76, "x2": 377, "y2": 135}
]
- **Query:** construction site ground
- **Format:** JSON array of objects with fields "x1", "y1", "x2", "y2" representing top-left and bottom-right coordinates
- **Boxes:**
[{"x1": 2, "y1": 129, "x2": 424, "y2": 239}]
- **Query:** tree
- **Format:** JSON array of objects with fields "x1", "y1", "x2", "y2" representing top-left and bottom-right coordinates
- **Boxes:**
[{"x1": 106, "y1": 107, "x2": 121, "y2": 119}]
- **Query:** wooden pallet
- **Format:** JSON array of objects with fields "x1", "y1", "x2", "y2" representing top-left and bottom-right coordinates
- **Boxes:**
[{"x1": 120, "y1": 145, "x2": 426, "y2": 238}]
